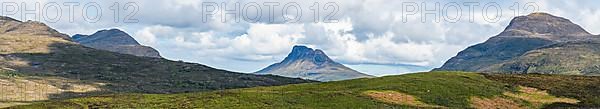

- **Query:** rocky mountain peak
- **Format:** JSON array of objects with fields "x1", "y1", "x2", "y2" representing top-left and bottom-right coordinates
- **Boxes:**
[
  {"x1": 283, "y1": 45, "x2": 333, "y2": 65},
  {"x1": 96, "y1": 29, "x2": 129, "y2": 36},
  {"x1": 74, "y1": 29, "x2": 140, "y2": 45},
  {"x1": 498, "y1": 12, "x2": 591, "y2": 37},
  {"x1": 73, "y1": 29, "x2": 161, "y2": 58},
  {"x1": 290, "y1": 45, "x2": 312, "y2": 56},
  {"x1": 256, "y1": 45, "x2": 373, "y2": 81}
]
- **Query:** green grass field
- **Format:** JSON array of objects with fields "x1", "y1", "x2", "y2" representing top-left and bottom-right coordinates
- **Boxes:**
[{"x1": 10, "y1": 71, "x2": 600, "y2": 109}]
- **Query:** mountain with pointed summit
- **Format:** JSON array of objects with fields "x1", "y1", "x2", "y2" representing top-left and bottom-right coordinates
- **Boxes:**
[
  {"x1": 73, "y1": 29, "x2": 162, "y2": 58},
  {"x1": 255, "y1": 45, "x2": 374, "y2": 81},
  {"x1": 435, "y1": 12, "x2": 600, "y2": 75}
]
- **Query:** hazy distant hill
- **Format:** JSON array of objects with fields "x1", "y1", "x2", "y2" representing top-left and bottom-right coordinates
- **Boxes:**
[
  {"x1": 73, "y1": 29, "x2": 162, "y2": 58},
  {"x1": 256, "y1": 45, "x2": 374, "y2": 81}
]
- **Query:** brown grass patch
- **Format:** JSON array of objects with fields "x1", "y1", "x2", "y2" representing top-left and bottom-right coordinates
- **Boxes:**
[
  {"x1": 0, "y1": 102, "x2": 30, "y2": 108},
  {"x1": 503, "y1": 86, "x2": 579, "y2": 107},
  {"x1": 0, "y1": 35, "x2": 73, "y2": 54},
  {"x1": 0, "y1": 75, "x2": 105, "y2": 108},
  {"x1": 363, "y1": 90, "x2": 444, "y2": 108},
  {"x1": 470, "y1": 97, "x2": 523, "y2": 109}
]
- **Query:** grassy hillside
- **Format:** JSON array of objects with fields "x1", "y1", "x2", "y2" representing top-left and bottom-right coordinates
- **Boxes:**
[
  {"x1": 485, "y1": 73, "x2": 600, "y2": 107},
  {"x1": 485, "y1": 41, "x2": 600, "y2": 75},
  {"x1": 12, "y1": 72, "x2": 597, "y2": 109}
]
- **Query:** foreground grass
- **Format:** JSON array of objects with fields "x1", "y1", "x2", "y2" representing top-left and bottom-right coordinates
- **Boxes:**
[
  {"x1": 11, "y1": 72, "x2": 510, "y2": 108},
  {"x1": 11, "y1": 72, "x2": 598, "y2": 109}
]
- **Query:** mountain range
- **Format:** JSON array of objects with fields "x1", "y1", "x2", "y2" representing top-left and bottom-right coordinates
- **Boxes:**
[
  {"x1": 256, "y1": 45, "x2": 374, "y2": 81},
  {"x1": 0, "y1": 16, "x2": 311, "y2": 107},
  {"x1": 435, "y1": 12, "x2": 600, "y2": 75},
  {"x1": 4, "y1": 12, "x2": 600, "y2": 108}
]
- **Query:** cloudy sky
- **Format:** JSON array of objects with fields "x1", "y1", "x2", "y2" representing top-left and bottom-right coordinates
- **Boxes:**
[{"x1": 3, "y1": 0, "x2": 600, "y2": 76}]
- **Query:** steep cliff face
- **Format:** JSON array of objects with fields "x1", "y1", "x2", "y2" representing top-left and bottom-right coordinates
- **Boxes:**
[{"x1": 256, "y1": 45, "x2": 374, "y2": 81}]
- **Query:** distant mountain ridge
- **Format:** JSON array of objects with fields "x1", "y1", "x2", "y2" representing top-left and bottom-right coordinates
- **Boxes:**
[
  {"x1": 73, "y1": 29, "x2": 162, "y2": 58},
  {"x1": 435, "y1": 12, "x2": 600, "y2": 75},
  {"x1": 256, "y1": 45, "x2": 374, "y2": 81}
]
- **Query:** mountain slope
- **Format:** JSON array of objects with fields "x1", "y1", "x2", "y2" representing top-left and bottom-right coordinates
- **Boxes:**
[
  {"x1": 483, "y1": 40, "x2": 600, "y2": 75},
  {"x1": 73, "y1": 29, "x2": 162, "y2": 58},
  {"x1": 0, "y1": 16, "x2": 70, "y2": 40},
  {"x1": 255, "y1": 45, "x2": 373, "y2": 81},
  {"x1": 434, "y1": 37, "x2": 554, "y2": 71},
  {"x1": 14, "y1": 72, "x2": 600, "y2": 108},
  {"x1": 0, "y1": 17, "x2": 312, "y2": 107},
  {"x1": 435, "y1": 12, "x2": 597, "y2": 74}
]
